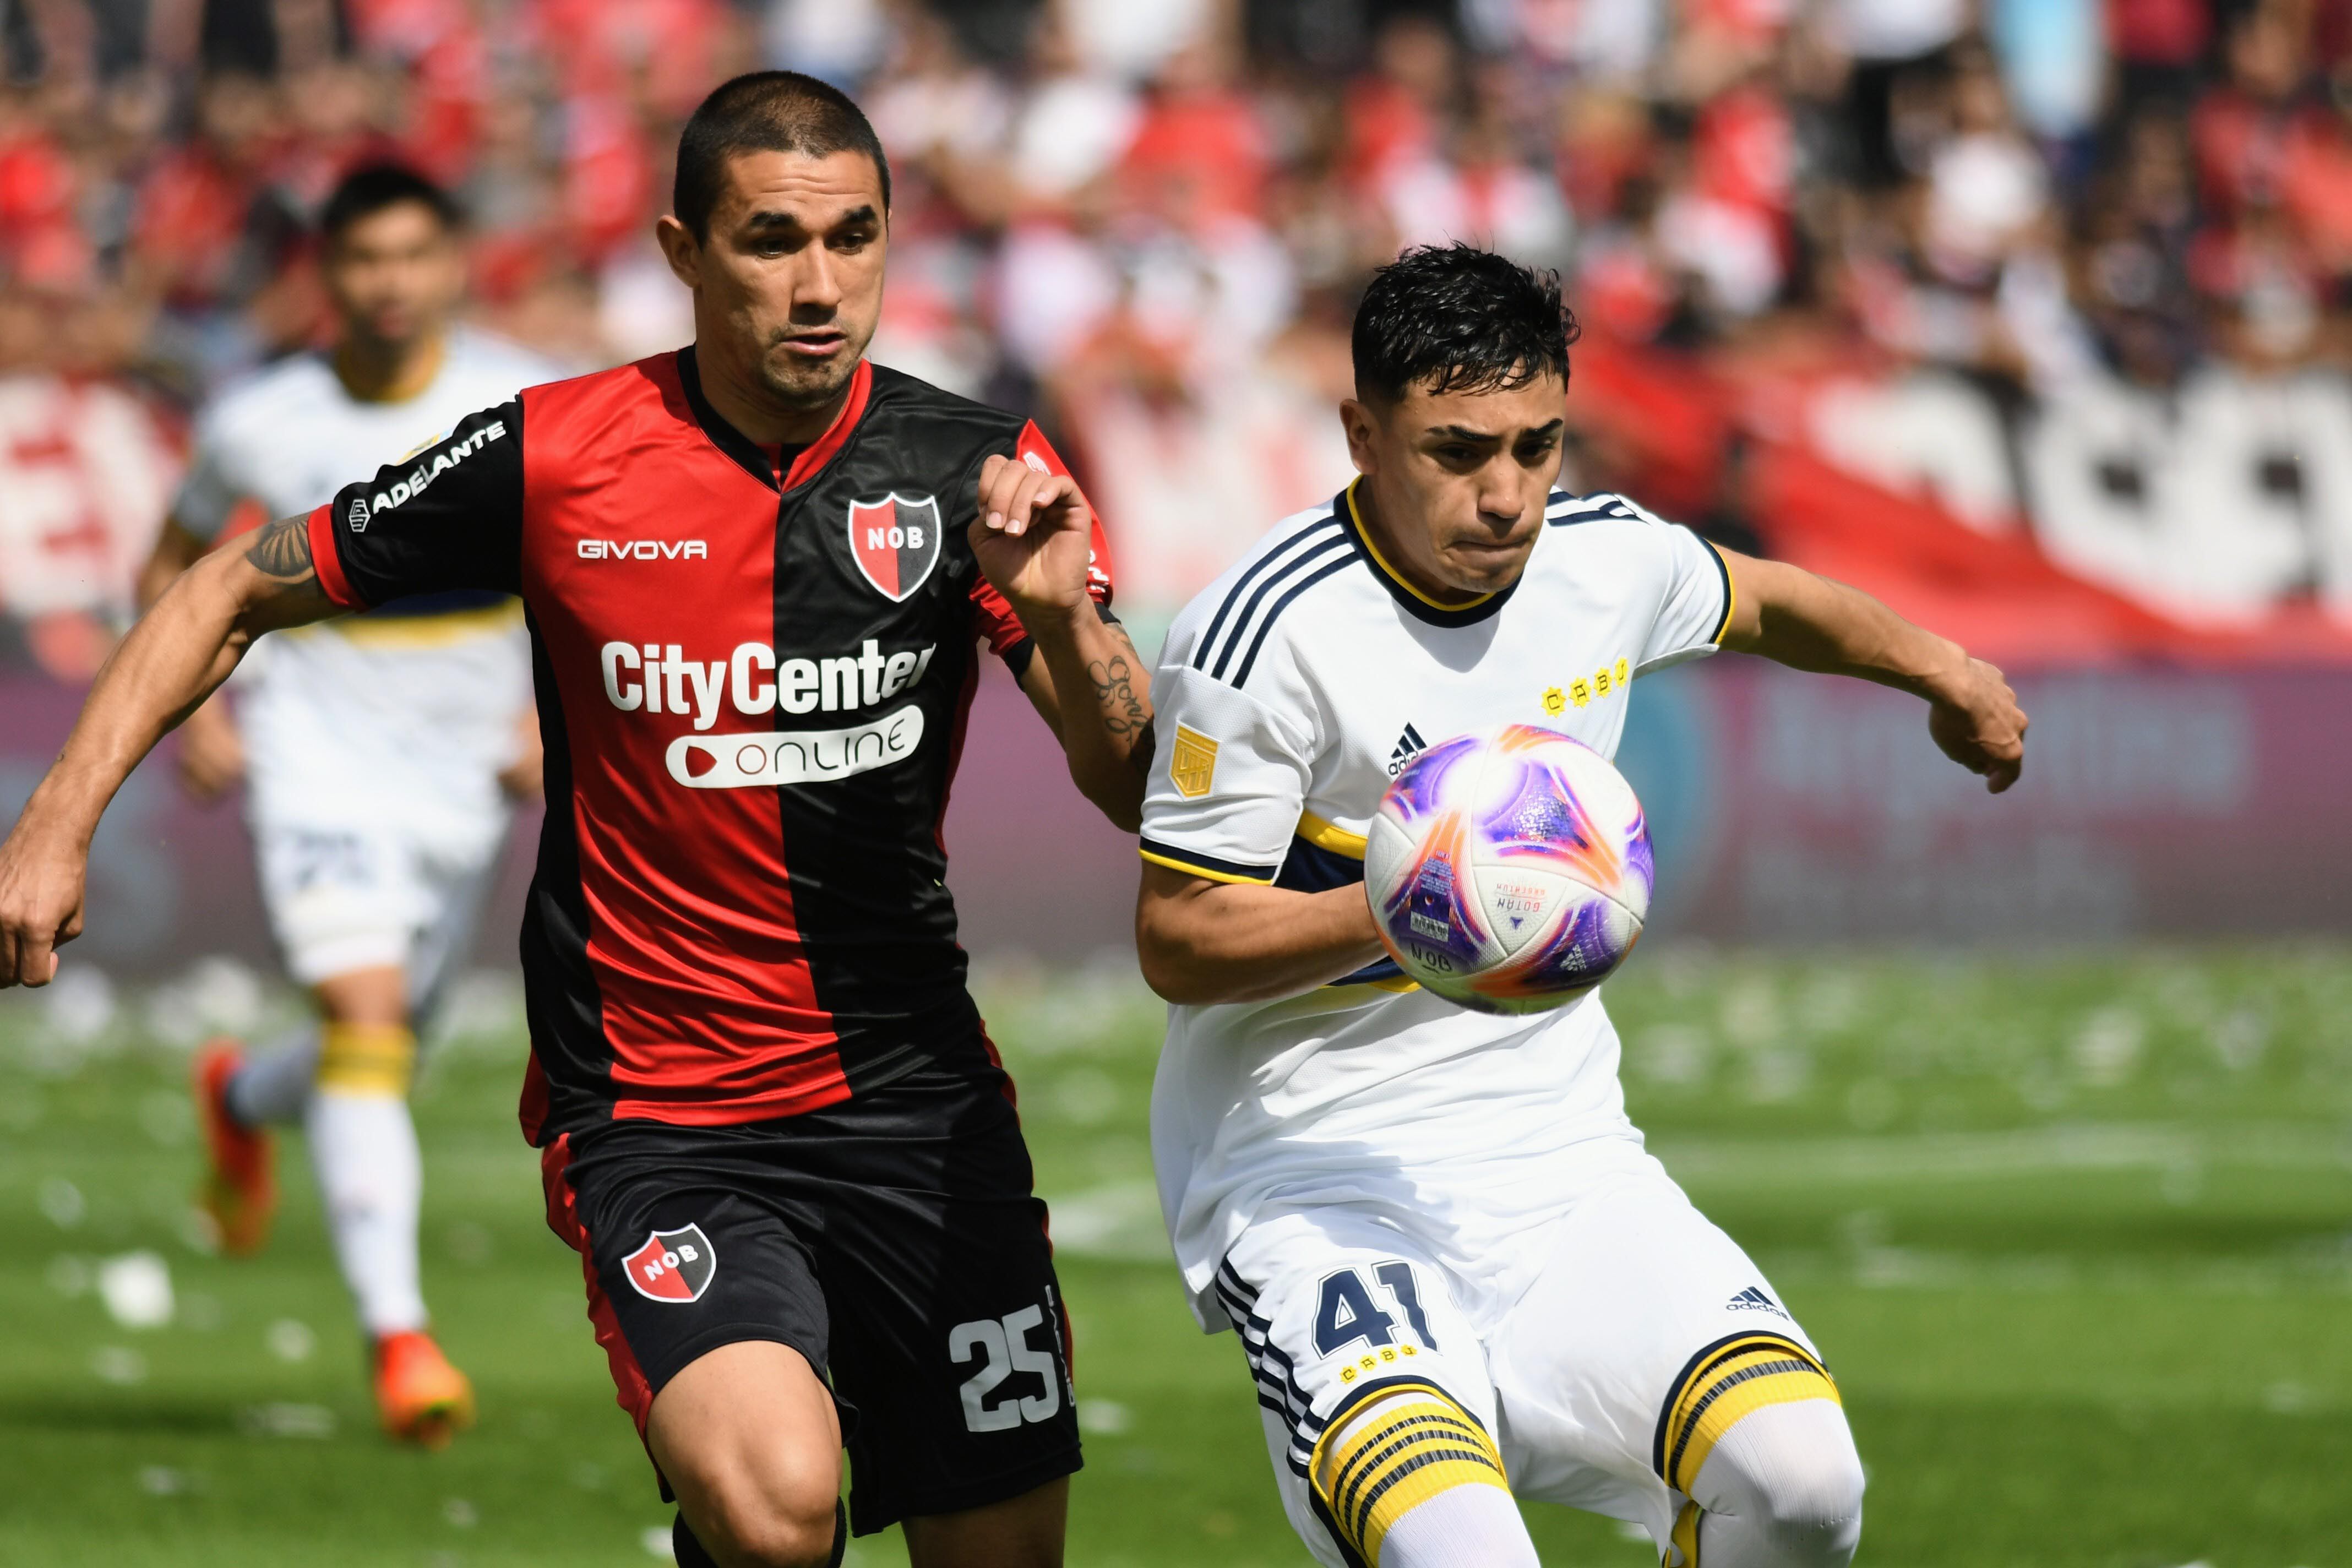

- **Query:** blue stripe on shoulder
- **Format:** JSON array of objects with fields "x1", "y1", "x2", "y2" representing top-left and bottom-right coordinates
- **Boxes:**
[
  {"x1": 1547, "y1": 492, "x2": 1640, "y2": 526},
  {"x1": 1208, "y1": 533, "x2": 1353, "y2": 682},
  {"x1": 1193, "y1": 516, "x2": 1344, "y2": 674},
  {"x1": 1227, "y1": 551, "x2": 1355, "y2": 688}
]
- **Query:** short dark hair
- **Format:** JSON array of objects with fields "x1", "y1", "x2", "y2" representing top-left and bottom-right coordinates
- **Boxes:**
[
  {"x1": 319, "y1": 164, "x2": 464, "y2": 243},
  {"x1": 674, "y1": 70, "x2": 891, "y2": 239},
  {"x1": 1351, "y1": 244, "x2": 1578, "y2": 402}
]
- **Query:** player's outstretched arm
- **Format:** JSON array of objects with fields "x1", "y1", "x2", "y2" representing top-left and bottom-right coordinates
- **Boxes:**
[
  {"x1": 1714, "y1": 548, "x2": 2028, "y2": 793},
  {"x1": 0, "y1": 515, "x2": 341, "y2": 986},
  {"x1": 139, "y1": 515, "x2": 248, "y2": 801},
  {"x1": 1135, "y1": 863, "x2": 1388, "y2": 1005},
  {"x1": 971, "y1": 452, "x2": 1155, "y2": 831}
]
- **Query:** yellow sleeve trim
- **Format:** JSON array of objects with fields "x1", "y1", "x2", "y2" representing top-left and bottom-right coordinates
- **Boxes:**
[
  {"x1": 300, "y1": 600, "x2": 526, "y2": 650},
  {"x1": 1360, "y1": 974, "x2": 1422, "y2": 993},
  {"x1": 1706, "y1": 537, "x2": 1737, "y2": 646},
  {"x1": 1295, "y1": 811, "x2": 1368, "y2": 858},
  {"x1": 1138, "y1": 848, "x2": 1276, "y2": 886}
]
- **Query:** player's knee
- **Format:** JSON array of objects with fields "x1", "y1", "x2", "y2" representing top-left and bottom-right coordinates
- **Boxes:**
[
  {"x1": 1751, "y1": 1434, "x2": 1863, "y2": 1561},
  {"x1": 1696, "y1": 1400, "x2": 1864, "y2": 1566},
  {"x1": 684, "y1": 1482, "x2": 840, "y2": 1568},
  {"x1": 1309, "y1": 1381, "x2": 1511, "y2": 1566}
]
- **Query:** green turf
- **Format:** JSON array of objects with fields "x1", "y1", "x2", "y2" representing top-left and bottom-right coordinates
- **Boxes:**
[{"x1": 3, "y1": 948, "x2": 2350, "y2": 1566}]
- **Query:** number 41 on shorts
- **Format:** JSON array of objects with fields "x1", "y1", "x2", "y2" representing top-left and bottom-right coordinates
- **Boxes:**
[{"x1": 1316, "y1": 1261, "x2": 1439, "y2": 1378}]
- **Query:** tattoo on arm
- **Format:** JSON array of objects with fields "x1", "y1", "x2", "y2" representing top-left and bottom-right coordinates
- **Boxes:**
[
  {"x1": 243, "y1": 514, "x2": 318, "y2": 584},
  {"x1": 1086, "y1": 625, "x2": 1156, "y2": 775}
]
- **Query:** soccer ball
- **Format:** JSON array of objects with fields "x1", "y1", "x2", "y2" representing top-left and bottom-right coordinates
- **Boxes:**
[{"x1": 1364, "y1": 725, "x2": 1653, "y2": 1014}]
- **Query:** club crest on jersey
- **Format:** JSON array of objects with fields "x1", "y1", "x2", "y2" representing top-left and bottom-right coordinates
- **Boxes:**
[
  {"x1": 623, "y1": 1224, "x2": 717, "y2": 1303},
  {"x1": 847, "y1": 493, "x2": 943, "y2": 602},
  {"x1": 1170, "y1": 725, "x2": 1219, "y2": 798}
]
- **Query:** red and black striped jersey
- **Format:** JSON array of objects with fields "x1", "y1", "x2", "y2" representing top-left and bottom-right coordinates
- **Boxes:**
[{"x1": 302, "y1": 350, "x2": 1114, "y2": 1141}]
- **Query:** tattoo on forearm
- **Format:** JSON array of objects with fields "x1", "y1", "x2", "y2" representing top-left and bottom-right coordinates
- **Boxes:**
[
  {"x1": 1087, "y1": 628, "x2": 1153, "y2": 775},
  {"x1": 243, "y1": 514, "x2": 317, "y2": 583},
  {"x1": 1088, "y1": 654, "x2": 1147, "y2": 734}
]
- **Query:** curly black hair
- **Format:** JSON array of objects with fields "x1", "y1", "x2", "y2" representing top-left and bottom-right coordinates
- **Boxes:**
[{"x1": 1351, "y1": 243, "x2": 1579, "y2": 402}]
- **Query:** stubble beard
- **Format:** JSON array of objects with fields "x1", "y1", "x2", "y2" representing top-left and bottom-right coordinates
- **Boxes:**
[{"x1": 755, "y1": 333, "x2": 863, "y2": 414}]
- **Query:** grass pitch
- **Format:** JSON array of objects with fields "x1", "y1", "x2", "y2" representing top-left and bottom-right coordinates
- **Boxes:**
[{"x1": 3, "y1": 947, "x2": 2350, "y2": 1567}]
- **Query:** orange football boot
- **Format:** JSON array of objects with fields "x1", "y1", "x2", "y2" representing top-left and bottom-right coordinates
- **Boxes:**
[
  {"x1": 193, "y1": 1039, "x2": 276, "y2": 1256},
  {"x1": 374, "y1": 1330, "x2": 476, "y2": 1448}
]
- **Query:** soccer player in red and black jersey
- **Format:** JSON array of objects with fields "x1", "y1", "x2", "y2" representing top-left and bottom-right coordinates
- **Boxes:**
[{"x1": 0, "y1": 74, "x2": 1156, "y2": 1568}]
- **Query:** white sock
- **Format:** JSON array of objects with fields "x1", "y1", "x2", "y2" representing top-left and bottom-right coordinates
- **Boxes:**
[
  {"x1": 1374, "y1": 1482, "x2": 1539, "y2": 1568},
  {"x1": 224, "y1": 1027, "x2": 322, "y2": 1126},
  {"x1": 1311, "y1": 1384, "x2": 1534, "y2": 1568},
  {"x1": 1685, "y1": 1399, "x2": 1864, "y2": 1567},
  {"x1": 305, "y1": 1089, "x2": 429, "y2": 1337}
]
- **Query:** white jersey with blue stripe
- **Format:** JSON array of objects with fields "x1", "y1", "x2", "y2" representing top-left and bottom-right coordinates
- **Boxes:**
[
  {"x1": 174, "y1": 329, "x2": 559, "y2": 847},
  {"x1": 1140, "y1": 478, "x2": 1735, "y2": 1326}
]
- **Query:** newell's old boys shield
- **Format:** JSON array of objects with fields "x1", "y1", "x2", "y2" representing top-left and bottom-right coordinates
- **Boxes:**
[
  {"x1": 847, "y1": 493, "x2": 944, "y2": 602},
  {"x1": 622, "y1": 1224, "x2": 717, "y2": 1303}
]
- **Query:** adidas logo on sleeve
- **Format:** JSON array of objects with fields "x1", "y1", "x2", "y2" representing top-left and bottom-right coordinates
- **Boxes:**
[
  {"x1": 1386, "y1": 723, "x2": 1428, "y2": 776},
  {"x1": 1727, "y1": 1285, "x2": 1789, "y2": 1317}
]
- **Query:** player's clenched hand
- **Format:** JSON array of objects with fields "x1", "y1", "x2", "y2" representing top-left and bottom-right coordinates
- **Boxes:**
[
  {"x1": 0, "y1": 826, "x2": 88, "y2": 987},
  {"x1": 970, "y1": 451, "x2": 1096, "y2": 625},
  {"x1": 1926, "y1": 657, "x2": 2027, "y2": 793}
]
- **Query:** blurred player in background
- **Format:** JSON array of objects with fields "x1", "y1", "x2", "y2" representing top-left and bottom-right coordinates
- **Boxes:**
[
  {"x1": 140, "y1": 164, "x2": 554, "y2": 1447},
  {"x1": 1134, "y1": 247, "x2": 2028, "y2": 1568}
]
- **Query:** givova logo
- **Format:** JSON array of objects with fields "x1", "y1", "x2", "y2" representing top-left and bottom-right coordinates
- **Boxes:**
[{"x1": 578, "y1": 538, "x2": 708, "y2": 560}]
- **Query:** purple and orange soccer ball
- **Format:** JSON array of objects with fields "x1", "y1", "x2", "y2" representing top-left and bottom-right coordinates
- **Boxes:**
[{"x1": 1365, "y1": 725, "x2": 1654, "y2": 1014}]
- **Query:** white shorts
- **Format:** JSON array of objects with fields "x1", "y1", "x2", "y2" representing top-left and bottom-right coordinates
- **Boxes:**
[
  {"x1": 238, "y1": 619, "x2": 524, "y2": 1009},
  {"x1": 1212, "y1": 1138, "x2": 1826, "y2": 1566},
  {"x1": 254, "y1": 818, "x2": 506, "y2": 1012}
]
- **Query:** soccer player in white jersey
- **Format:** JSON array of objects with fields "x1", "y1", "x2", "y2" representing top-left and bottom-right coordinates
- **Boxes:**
[
  {"x1": 1134, "y1": 246, "x2": 2029, "y2": 1568},
  {"x1": 141, "y1": 165, "x2": 555, "y2": 1446}
]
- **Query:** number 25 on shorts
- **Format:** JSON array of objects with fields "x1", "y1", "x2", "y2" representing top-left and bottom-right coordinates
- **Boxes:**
[{"x1": 950, "y1": 1295, "x2": 1066, "y2": 1433}]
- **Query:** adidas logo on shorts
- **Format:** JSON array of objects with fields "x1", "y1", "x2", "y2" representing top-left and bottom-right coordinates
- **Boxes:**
[
  {"x1": 1727, "y1": 1285, "x2": 1788, "y2": 1317},
  {"x1": 1387, "y1": 723, "x2": 1428, "y2": 776}
]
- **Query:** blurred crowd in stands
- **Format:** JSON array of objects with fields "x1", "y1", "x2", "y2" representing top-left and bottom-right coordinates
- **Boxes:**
[{"x1": 5, "y1": 0, "x2": 2352, "y2": 682}]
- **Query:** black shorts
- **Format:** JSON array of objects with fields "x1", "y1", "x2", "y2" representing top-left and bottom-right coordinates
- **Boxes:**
[{"x1": 538, "y1": 1035, "x2": 1082, "y2": 1533}]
